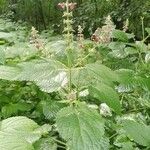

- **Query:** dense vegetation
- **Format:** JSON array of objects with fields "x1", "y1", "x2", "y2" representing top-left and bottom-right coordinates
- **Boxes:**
[
  {"x1": 0, "y1": 0, "x2": 150, "y2": 37},
  {"x1": 0, "y1": 0, "x2": 150, "y2": 150}
]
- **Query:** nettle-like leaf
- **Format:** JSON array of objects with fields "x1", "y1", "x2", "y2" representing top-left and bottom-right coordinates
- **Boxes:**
[
  {"x1": 72, "y1": 62, "x2": 121, "y2": 113},
  {"x1": 0, "y1": 32, "x2": 14, "y2": 42},
  {"x1": 123, "y1": 120, "x2": 150, "y2": 147},
  {"x1": 43, "y1": 101, "x2": 65, "y2": 120},
  {"x1": 15, "y1": 59, "x2": 68, "y2": 93},
  {"x1": 56, "y1": 103, "x2": 109, "y2": 150},
  {"x1": 72, "y1": 62, "x2": 118, "y2": 88},
  {"x1": 1, "y1": 102, "x2": 32, "y2": 118},
  {"x1": 109, "y1": 49, "x2": 127, "y2": 59},
  {"x1": 0, "y1": 65, "x2": 20, "y2": 80},
  {"x1": 145, "y1": 52, "x2": 150, "y2": 63},
  {"x1": 0, "y1": 116, "x2": 52, "y2": 150},
  {"x1": 5, "y1": 43, "x2": 37, "y2": 59},
  {"x1": 0, "y1": 47, "x2": 5, "y2": 64},
  {"x1": 108, "y1": 42, "x2": 126, "y2": 50},
  {"x1": 145, "y1": 28, "x2": 150, "y2": 35},
  {"x1": 116, "y1": 69, "x2": 150, "y2": 91},
  {"x1": 34, "y1": 137, "x2": 57, "y2": 150},
  {"x1": 0, "y1": 59, "x2": 68, "y2": 93},
  {"x1": 89, "y1": 83, "x2": 121, "y2": 114},
  {"x1": 112, "y1": 30, "x2": 134, "y2": 42}
]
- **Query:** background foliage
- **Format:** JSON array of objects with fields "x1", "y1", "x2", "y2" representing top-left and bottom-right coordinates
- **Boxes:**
[{"x1": 0, "y1": 0, "x2": 149, "y2": 38}]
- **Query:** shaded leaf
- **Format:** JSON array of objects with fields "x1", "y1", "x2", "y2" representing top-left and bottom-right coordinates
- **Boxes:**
[
  {"x1": 89, "y1": 83, "x2": 121, "y2": 114},
  {"x1": 123, "y1": 120, "x2": 150, "y2": 147}
]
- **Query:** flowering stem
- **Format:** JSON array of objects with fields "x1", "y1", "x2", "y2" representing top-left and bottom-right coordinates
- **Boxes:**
[{"x1": 65, "y1": 0, "x2": 72, "y2": 93}]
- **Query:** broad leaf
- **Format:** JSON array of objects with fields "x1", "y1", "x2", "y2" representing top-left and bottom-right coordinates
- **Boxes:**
[
  {"x1": 145, "y1": 28, "x2": 150, "y2": 35},
  {"x1": 56, "y1": 103, "x2": 109, "y2": 150},
  {"x1": 112, "y1": 30, "x2": 134, "y2": 42},
  {"x1": 34, "y1": 138, "x2": 57, "y2": 150},
  {"x1": 0, "y1": 117, "x2": 52, "y2": 150},
  {"x1": 123, "y1": 120, "x2": 150, "y2": 147},
  {"x1": 0, "y1": 59, "x2": 68, "y2": 93},
  {"x1": 0, "y1": 47, "x2": 5, "y2": 64},
  {"x1": 89, "y1": 83, "x2": 121, "y2": 114},
  {"x1": 145, "y1": 52, "x2": 150, "y2": 63},
  {"x1": 1, "y1": 102, "x2": 32, "y2": 118},
  {"x1": 43, "y1": 101, "x2": 65, "y2": 120},
  {"x1": 0, "y1": 133, "x2": 34, "y2": 150},
  {"x1": 15, "y1": 59, "x2": 68, "y2": 93},
  {"x1": 0, "y1": 66, "x2": 20, "y2": 80}
]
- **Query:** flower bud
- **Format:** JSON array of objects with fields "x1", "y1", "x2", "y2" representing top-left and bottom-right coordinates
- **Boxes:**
[{"x1": 58, "y1": 2, "x2": 66, "y2": 10}]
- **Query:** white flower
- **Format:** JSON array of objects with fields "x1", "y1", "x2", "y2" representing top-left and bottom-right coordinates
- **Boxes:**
[{"x1": 100, "y1": 103, "x2": 112, "y2": 117}]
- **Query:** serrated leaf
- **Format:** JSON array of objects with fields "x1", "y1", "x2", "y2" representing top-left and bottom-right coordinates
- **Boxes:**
[
  {"x1": 123, "y1": 120, "x2": 150, "y2": 147},
  {"x1": 34, "y1": 138, "x2": 57, "y2": 150},
  {"x1": 0, "y1": 66, "x2": 20, "y2": 80},
  {"x1": 145, "y1": 28, "x2": 150, "y2": 35},
  {"x1": 0, "y1": 32, "x2": 14, "y2": 41},
  {"x1": 56, "y1": 104, "x2": 109, "y2": 150},
  {"x1": 145, "y1": 52, "x2": 150, "y2": 63},
  {"x1": 0, "y1": 132, "x2": 34, "y2": 150},
  {"x1": 0, "y1": 47, "x2": 5, "y2": 64},
  {"x1": 0, "y1": 116, "x2": 39, "y2": 133},
  {"x1": 5, "y1": 43, "x2": 37, "y2": 59},
  {"x1": 85, "y1": 62, "x2": 119, "y2": 86},
  {"x1": 72, "y1": 62, "x2": 118, "y2": 90},
  {"x1": 135, "y1": 41, "x2": 148, "y2": 52},
  {"x1": 124, "y1": 47, "x2": 138, "y2": 55},
  {"x1": 89, "y1": 83, "x2": 121, "y2": 114},
  {"x1": 0, "y1": 59, "x2": 68, "y2": 93},
  {"x1": 108, "y1": 42, "x2": 126, "y2": 50},
  {"x1": 1, "y1": 102, "x2": 32, "y2": 118},
  {"x1": 15, "y1": 60, "x2": 68, "y2": 93},
  {"x1": 112, "y1": 30, "x2": 129, "y2": 42},
  {"x1": 0, "y1": 117, "x2": 52, "y2": 150},
  {"x1": 109, "y1": 49, "x2": 127, "y2": 59},
  {"x1": 43, "y1": 101, "x2": 65, "y2": 120}
]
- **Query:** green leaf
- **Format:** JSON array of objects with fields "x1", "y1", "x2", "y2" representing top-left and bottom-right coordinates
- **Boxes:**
[
  {"x1": 0, "y1": 66, "x2": 20, "y2": 80},
  {"x1": 145, "y1": 28, "x2": 150, "y2": 35},
  {"x1": 108, "y1": 42, "x2": 126, "y2": 50},
  {"x1": 145, "y1": 52, "x2": 150, "y2": 63},
  {"x1": 123, "y1": 120, "x2": 150, "y2": 147},
  {"x1": 15, "y1": 59, "x2": 68, "y2": 93},
  {"x1": 0, "y1": 116, "x2": 39, "y2": 133},
  {"x1": 89, "y1": 83, "x2": 121, "y2": 114},
  {"x1": 109, "y1": 49, "x2": 127, "y2": 59},
  {"x1": 56, "y1": 103, "x2": 109, "y2": 150},
  {"x1": 124, "y1": 47, "x2": 138, "y2": 55},
  {"x1": 43, "y1": 101, "x2": 65, "y2": 120},
  {"x1": 0, "y1": 117, "x2": 52, "y2": 150},
  {"x1": 5, "y1": 43, "x2": 37, "y2": 59},
  {"x1": 86, "y1": 62, "x2": 119, "y2": 83},
  {"x1": 135, "y1": 41, "x2": 148, "y2": 52},
  {"x1": 34, "y1": 138, "x2": 57, "y2": 150},
  {"x1": 0, "y1": 47, "x2": 5, "y2": 64},
  {"x1": 72, "y1": 62, "x2": 118, "y2": 90},
  {"x1": 1, "y1": 102, "x2": 32, "y2": 118},
  {"x1": 0, "y1": 59, "x2": 68, "y2": 93},
  {"x1": 0, "y1": 132, "x2": 34, "y2": 150},
  {"x1": 112, "y1": 30, "x2": 129, "y2": 42},
  {"x1": 120, "y1": 142, "x2": 134, "y2": 150},
  {"x1": 0, "y1": 32, "x2": 14, "y2": 42}
]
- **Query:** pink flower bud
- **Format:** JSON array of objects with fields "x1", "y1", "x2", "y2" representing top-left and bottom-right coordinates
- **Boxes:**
[
  {"x1": 58, "y1": 3, "x2": 66, "y2": 10},
  {"x1": 68, "y1": 3, "x2": 77, "y2": 10}
]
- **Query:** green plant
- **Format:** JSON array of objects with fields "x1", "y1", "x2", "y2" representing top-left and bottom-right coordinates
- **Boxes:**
[{"x1": 0, "y1": 1, "x2": 149, "y2": 149}]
